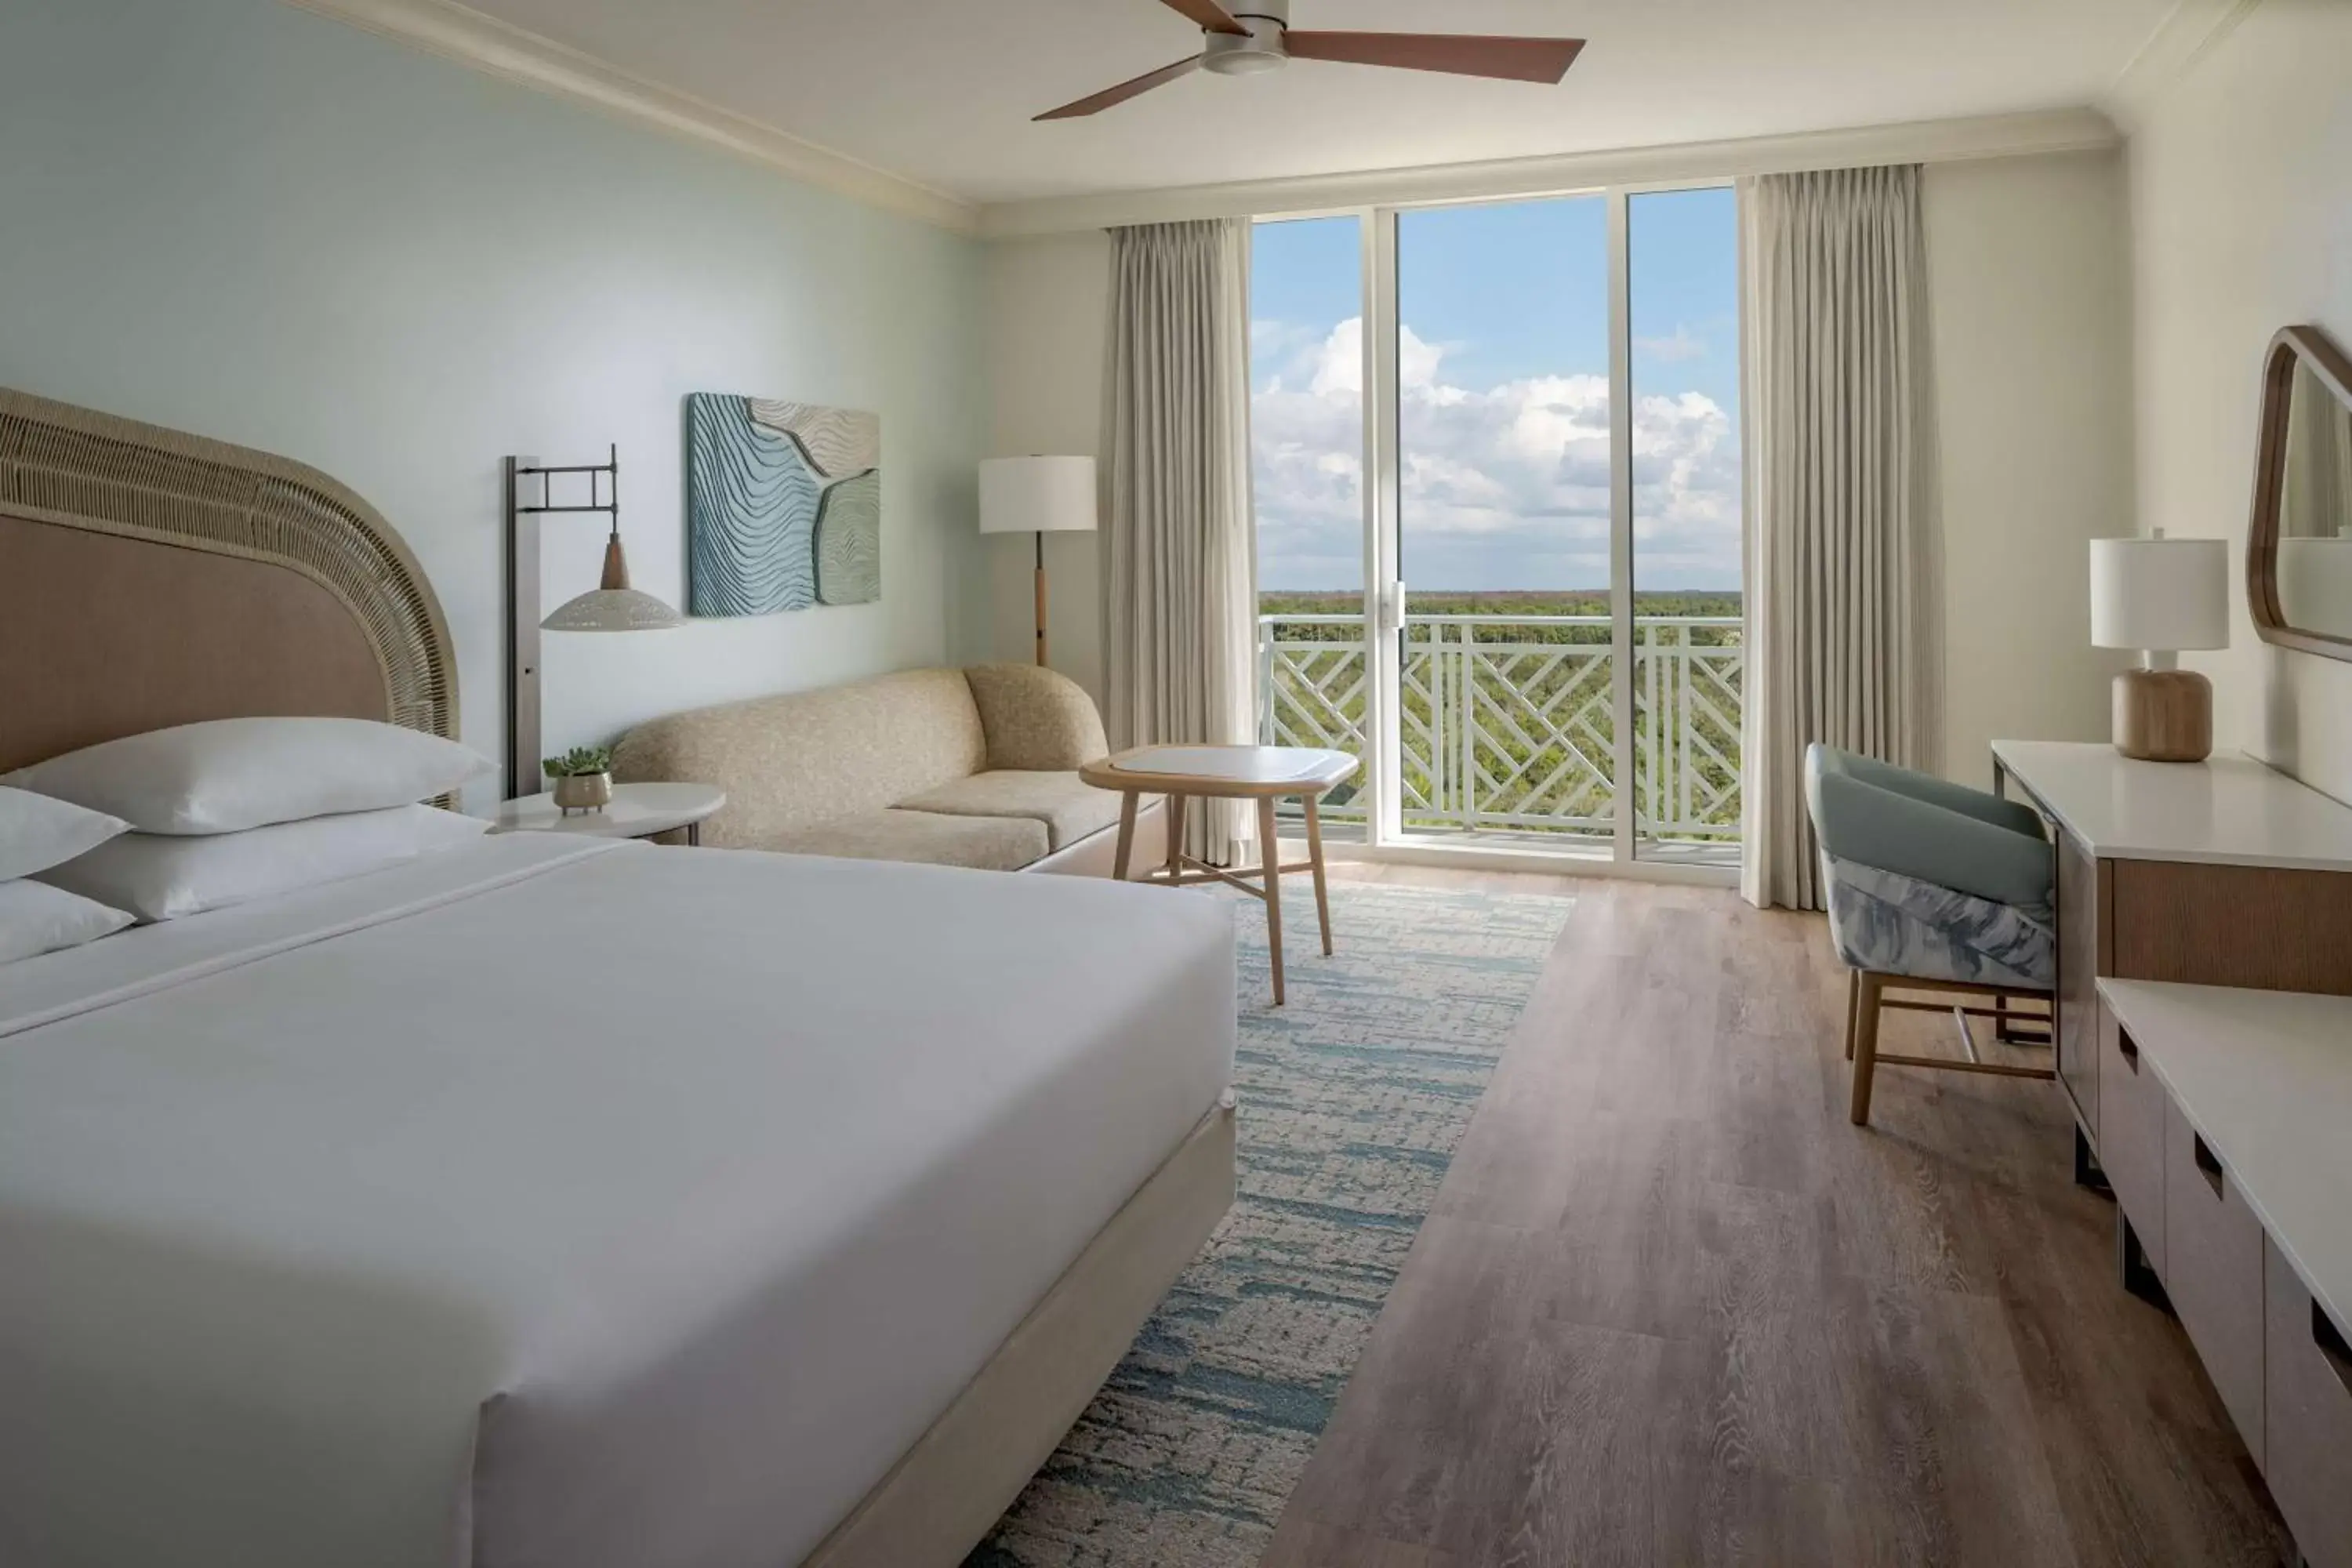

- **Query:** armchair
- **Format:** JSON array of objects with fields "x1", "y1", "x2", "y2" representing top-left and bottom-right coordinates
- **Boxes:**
[{"x1": 1805, "y1": 743, "x2": 2058, "y2": 1125}]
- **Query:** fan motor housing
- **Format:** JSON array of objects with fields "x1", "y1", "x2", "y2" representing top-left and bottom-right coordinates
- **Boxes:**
[{"x1": 1203, "y1": 5, "x2": 1290, "y2": 74}]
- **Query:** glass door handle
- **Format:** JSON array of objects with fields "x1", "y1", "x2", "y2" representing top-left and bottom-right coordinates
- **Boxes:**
[{"x1": 1377, "y1": 581, "x2": 1407, "y2": 632}]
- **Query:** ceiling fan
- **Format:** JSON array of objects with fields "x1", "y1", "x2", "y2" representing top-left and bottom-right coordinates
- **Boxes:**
[{"x1": 1036, "y1": 0, "x2": 1586, "y2": 120}]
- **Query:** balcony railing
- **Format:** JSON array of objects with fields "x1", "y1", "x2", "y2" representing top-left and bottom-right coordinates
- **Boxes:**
[{"x1": 1258, "y1": 613, "x2": 1744, "y2": 851}]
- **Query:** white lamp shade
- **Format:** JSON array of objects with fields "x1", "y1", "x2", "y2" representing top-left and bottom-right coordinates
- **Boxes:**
[
  {"x1": 542, "y1": 587, "x2": 683, "y2": 632},
  {"x1": 980, "y1": 456, "x2": 1098, "y2": 535},
  {"x1": 2089, "y1": 536, "x2": 2230, "y2": 651}
]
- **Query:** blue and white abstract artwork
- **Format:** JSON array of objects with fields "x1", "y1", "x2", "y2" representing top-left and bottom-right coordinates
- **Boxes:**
[{"x1": 686, "y1": 394, "x2": 881, "y2": 615}]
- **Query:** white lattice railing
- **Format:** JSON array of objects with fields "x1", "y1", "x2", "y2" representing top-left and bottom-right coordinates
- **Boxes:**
[{"x1": 1257, "y1": 613, "x2": 1743, "y2": 847}]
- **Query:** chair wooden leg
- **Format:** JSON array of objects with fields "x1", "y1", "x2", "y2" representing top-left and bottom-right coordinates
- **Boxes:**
[
  {"x1": 1844, "y1": 970, "x2": 1860, "y2": 1062},
  {"x1": 1849, "y1": 971, "x2": 1885, "y2": 1127}
]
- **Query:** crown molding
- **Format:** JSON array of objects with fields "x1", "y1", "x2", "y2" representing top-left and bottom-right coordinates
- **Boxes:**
[
  {"x1": 2106, "y1": 0, "x2": 2263, "y2": 129},
  {"x1": 975, "y1": 107, "x2": 2122, "y2": 238},
  {"x1": 280, "y1": 0, "x2": 979, "y2": 233}
]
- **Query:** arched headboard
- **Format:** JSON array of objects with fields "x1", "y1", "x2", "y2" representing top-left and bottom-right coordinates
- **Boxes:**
[{"x1": 0, "y1": 387, "x2": 457, "y2": 773}]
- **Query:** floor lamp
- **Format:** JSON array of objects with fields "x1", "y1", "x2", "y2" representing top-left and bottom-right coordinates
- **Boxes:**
[
  {"x1": 505, "y1": 447, "x2": 683, "y2": 800},
  {"x1": 979, "y1": 456, "x2": 1098, "y2": 666}
]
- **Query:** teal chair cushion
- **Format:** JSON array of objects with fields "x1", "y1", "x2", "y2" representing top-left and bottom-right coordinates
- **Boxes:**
[{"x1": 1805, "y1": 744, "x2": 2053, "y2": 913}]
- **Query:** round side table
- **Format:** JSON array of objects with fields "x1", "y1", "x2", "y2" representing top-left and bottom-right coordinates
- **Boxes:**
[
  {"x1": 489, "y1": 782, "x2": 726, "y2": 845},
  {"x1": 1078, "y1": 744, "x2": 1359, "y2": 1007}
]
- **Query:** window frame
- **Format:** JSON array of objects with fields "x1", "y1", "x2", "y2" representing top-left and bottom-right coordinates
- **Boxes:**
[{"x1": 1250, "y1": 176, "x2": 1744, "y2": 868}]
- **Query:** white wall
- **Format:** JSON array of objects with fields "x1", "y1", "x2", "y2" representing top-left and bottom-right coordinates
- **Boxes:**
[
  {"x1": 982, "y1": 231, "x2": 1114, "y2": 703},
  {"x1": 1924, "y1": 150, "x2": 2136, "y2": 786},
  {"x1": 979, "y1": 154, "x2": 2136, "y2": 782},
  {"x1": 0, "y1": 0, "x2": 988, "y2": 809},
  {"x1": 2129, "y1": 0, "x2": 2352, "y2": 804}
]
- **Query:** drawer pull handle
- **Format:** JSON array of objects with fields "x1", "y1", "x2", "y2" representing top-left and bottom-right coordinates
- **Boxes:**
[
  {"x1": 2117, "y1": 1033, "x2": 2140, "y2": 1073},
  {"x1": 2314, "y1": 1301, "x2": 2352, "y2": 1399},
  {"x1": 2192, "y1": 1133, "x2": 2225, "y2": 1199}
]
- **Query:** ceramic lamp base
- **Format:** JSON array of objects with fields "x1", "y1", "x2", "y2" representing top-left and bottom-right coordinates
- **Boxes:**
[{"x1": 2112, "y1": 669, "x2": 2212, "y2": 762}]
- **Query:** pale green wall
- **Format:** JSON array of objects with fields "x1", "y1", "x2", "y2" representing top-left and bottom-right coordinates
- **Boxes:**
[{"x1": 0, "y1": 0, "x2": 988, "y2": 804}]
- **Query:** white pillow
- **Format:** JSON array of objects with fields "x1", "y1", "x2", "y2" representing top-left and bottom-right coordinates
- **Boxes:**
[
  {"x1": 4, "y1": 717, "x2": 492, "y2": 836},
  {"x1": 35, "y1": 805, "x2": 490, "y2": 923},
  {"x1": 0, "y1": 879, "x2": 136, "y2": 964},
  {"x1": 0, "y1": 786, "x2": 129, "y2": 881}
]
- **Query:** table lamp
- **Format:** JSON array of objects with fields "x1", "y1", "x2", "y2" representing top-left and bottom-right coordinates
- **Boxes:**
[
  {"x1": 2090, "y1": 531, "x2": 2229, "y2": 762},
  {"x1": 980, "y1": 456, "x2": 1098, "y2": 666}
]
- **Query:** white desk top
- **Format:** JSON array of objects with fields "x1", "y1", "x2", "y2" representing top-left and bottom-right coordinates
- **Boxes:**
[
  {"x1": 2100, "y1": 979, "x2": 2352, "y2": 1334},
  {"x1": 489, "y1": 782, "x2": 725, "y2": 839},
  {"x1": 1992, "y1": 739, "x2": 2352, "y2": 873}
]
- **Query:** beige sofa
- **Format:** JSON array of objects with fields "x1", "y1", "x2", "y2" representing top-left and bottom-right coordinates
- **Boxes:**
[{"x1": 613, "y1": 665, "x2": 1166, "y2": 877}]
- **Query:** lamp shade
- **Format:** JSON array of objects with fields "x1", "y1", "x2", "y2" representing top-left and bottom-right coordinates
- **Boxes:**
[
  {"x1": 540, "y1": 534, "x2": 683, "y2": 632},
  {"x1": 542, "y1": 586, "x2": 683, "y2": 632},
  {"x1": 980, "y1": 456, "x2": 1097, "y2": 535},
  {"x1": 2089, "y1": 536, "x2": 2229, "y2": 652}
]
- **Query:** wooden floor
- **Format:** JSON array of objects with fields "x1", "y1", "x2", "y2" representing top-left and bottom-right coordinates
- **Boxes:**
[{"x1": 1261, "y1": 866, "x2": 2293, "y2": 1568}]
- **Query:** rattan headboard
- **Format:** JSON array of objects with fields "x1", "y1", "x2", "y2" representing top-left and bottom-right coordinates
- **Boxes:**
[{"x1": 0, "y1": 388, "x2": 457, "y2": 774}]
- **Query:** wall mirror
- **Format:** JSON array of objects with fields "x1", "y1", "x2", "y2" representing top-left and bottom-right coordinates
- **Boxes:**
[{"x1": 2251, "y1": 324, "x2": 2352, "y2": 660}]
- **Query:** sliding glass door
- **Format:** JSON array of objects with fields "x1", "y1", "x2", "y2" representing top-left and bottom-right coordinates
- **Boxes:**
[
  {"x1": 1392, "y1": 195, "x2": 1615, "y2": 846},
  {"x1": 1250, "y1": 186, "x2": 1742, "y2": 868},
  {"x1": 1251, "y1": 214, "x2": 1369, "y2": 838}
]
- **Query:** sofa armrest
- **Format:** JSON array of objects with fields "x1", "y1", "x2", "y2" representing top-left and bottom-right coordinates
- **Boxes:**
[{"x1": 964, "y1": 663, "x2": 1109, "y2": 772}]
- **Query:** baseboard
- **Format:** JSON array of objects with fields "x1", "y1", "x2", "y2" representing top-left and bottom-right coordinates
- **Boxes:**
[{"x1": 1302, "y1": 837, "x2": 1740, "y2": 887}]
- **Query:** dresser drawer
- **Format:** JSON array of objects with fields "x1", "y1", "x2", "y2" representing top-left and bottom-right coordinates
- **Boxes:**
[
  {"x1": 2267, "y1": 1241, "x2": 2352, "y2": 1568},
  {"x1": 2163, "y1": 1098, "x2": 2266, "y2": 1463},
  {"x1": 2096, "y1": 1005, "x2": 2165, "y2": 1276}
]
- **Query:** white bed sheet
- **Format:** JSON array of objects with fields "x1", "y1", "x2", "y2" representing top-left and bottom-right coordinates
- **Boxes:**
[{"x1": 0, "y1": 836, "x2": 1236, "y2": 1568}]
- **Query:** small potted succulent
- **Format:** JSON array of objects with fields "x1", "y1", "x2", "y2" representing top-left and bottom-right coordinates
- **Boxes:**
[{"x1": 544, "y1": 745, "x2": 615, "y2": 815}]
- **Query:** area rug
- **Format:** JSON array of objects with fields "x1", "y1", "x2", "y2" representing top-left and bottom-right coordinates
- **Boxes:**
[{"x1": 969, "y1": 880, "x2": 1573, "y2": 1568}]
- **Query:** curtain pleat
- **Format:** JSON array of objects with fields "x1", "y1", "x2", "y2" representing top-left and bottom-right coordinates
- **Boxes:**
[
  {"x1": 1740, "y1": 165, "x2": 1943, "y2": 910},
  {"x1": 1102, "y1": 218, "x2": 1258, "y2": 864}
]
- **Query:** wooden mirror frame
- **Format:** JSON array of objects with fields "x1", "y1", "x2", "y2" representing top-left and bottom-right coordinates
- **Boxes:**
[{"x1": 2249, "y1": 323, "x2": 2352, "y2": 663}]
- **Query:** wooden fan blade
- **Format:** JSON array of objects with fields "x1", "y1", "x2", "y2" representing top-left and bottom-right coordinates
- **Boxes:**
[
  {"x1": 1156, "y1": 0, "x2": 1249, "y2": 36},
  {"x1": 1035, "y1": 55, "x2": 1203, "y2": 120},
  {"x1": 1283, "y1": 32, "x2": 1585, "y2": 84}
]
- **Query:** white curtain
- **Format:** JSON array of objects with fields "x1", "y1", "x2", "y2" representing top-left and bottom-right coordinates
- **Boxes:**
[
  {"x1": 1102, "y1": 217, "x2": 1259, "y2": 865},
  {"x1": 1740, "y1": 165, "x2": 1944, "y2": 910}
]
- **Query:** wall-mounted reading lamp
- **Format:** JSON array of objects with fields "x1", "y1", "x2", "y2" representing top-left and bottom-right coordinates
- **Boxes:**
[{"x1": 505, "y1": 447, "x2": 682, "y2": 800}]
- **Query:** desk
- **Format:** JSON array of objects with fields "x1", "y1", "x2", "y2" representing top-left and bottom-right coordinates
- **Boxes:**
[{"x1": 1990, "y1": 741, "x2": 2352, "y2": 1153}]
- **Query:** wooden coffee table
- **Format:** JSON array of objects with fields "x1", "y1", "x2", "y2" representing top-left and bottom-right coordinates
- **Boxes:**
[{"x1": 1080, "y1": 744, "x2": 1359, "y2": 1006}]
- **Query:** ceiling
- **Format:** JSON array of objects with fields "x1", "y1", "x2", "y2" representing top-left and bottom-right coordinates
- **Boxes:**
[{"x1": 454, "y1": 0, "x2": 2174, "y2": 206}]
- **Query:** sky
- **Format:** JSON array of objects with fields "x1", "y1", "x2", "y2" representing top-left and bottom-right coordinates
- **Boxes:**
[{"x1": 1250, "y1": 187, "x2": 1742, "y2": 595}]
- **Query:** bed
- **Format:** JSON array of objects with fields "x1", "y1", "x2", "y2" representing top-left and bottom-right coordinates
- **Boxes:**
[{"x1": 0, "y1": 388, "x2": 1238, "y2": 1568}]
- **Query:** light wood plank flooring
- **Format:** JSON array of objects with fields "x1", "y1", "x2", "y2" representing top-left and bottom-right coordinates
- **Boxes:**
[{"x1": 1262, "y1": 866, "x2": 2292, "y2": 1568}]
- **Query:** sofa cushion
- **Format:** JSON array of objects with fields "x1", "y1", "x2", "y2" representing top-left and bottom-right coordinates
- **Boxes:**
[
  {"x1": 613, "y1": 670, "x2": 985, "y2": 849},
  {"x1": 768, "y1": 808, "x2": 1048, "y2": 872},
  {"x1": 964, "y1": 663, "x2": 1109, "y2": 772},
  {"x1": 896, "y1": 770, "x2": 1125, "y2": 851}
]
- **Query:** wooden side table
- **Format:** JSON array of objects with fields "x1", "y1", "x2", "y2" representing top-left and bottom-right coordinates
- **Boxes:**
[
  {"x1": 1079, "y1": 744, "x2": 1359, "y2": 1006},
  {"x1": 490, "y1": 782, "x2": 727, "y2": 845}
]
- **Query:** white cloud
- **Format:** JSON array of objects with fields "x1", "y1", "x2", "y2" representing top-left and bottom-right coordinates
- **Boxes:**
[
  {"x1": 1251, "y1": 316, "x2": 1741, "y2": 590},
  {"x1": 1301, "y1": 317, "x2": 1444, "y2": 399}
]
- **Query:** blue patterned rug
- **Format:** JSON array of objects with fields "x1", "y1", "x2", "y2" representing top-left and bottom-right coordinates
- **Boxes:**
[{"x1": 971, "y1": 880, "x2": 1573, "y2": 1568}]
